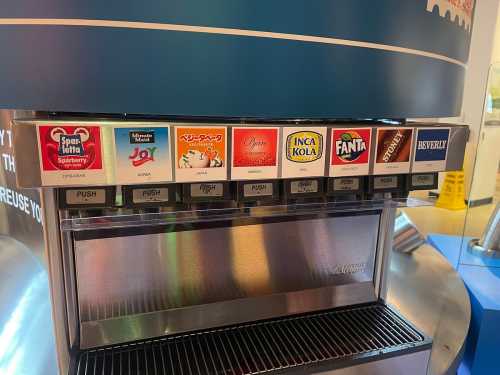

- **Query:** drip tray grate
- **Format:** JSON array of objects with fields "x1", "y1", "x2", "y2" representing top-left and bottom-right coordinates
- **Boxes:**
[{"x1": 75, "y1": 303, "x2": 430, "y2": 375}]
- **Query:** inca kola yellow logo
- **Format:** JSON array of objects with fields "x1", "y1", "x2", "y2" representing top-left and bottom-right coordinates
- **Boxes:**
[{"x1": 286, "y1": 131, "x2": 323, "y2": 163}]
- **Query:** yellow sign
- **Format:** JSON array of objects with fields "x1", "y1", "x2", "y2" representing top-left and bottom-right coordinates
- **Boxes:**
[
  {"x1": 435, "y1": 171, "x2": 467, "y2": 211},
  {"x1": 286, "y1": 131, "x2": 323, "y2": 163}
]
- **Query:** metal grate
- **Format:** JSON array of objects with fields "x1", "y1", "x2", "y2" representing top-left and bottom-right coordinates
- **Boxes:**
[{"x1": 75, "y1": 304, "x2": 427, "y2": 375}]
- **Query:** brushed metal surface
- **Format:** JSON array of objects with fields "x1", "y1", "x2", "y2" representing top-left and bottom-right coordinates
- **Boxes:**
[
  {"x1": 387, "y1": 243, "x2": 471, "y2": 375},
  {"x1": 0, "y1": 236, "x2": 58, "y2": 375},
  {"x1": 446, "y1": 125, "x2": 469, "y2": 171},
  {"x1": 74, "y1": 213, "x2": 380, "y2": 347},
  {"x1": 316, "y1": 349, "x2": 431, "y2": 375}
]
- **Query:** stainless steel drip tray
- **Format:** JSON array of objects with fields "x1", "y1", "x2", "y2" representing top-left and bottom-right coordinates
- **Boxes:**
[{"x1": 73, "y1": 303, "x2": 431, "y2": 375}]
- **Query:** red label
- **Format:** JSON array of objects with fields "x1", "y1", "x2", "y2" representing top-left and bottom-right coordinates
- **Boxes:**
[
  {"x1": 39, "y1": 125, "x2": 103, "y2": 171},
  {"x1": 331, "y1": 128, "x2": 371, "y2": 166},
  {"x1": 233, "y1": 128, "x2": 278, "y2": 167}
]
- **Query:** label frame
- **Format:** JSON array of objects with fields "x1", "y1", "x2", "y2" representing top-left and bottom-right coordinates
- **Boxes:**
[
  {"x1": 412, "y1": 127, "x2": 451, "y2": 173},
  {"x1": 174, "y1": 125, "x2": 228, "y2": 183},
  {"x1": 231, "y1": 126, "x2": 280, "y2": 180},
  {"x1": 329, "y1": 127, "x2": 372, "y2": 177},
  {"x1": 373, "y1": 127, "x2": 414, "y2": 175},
  {"x1": 281, "y1": 127, "x2": 327, "y2": 178},
  {"x1": 37, "y1": 124, "x2": 106, "y2": 186},
  {"x1": 112, "y1": 124, "x2": 173, "y2": 185}
]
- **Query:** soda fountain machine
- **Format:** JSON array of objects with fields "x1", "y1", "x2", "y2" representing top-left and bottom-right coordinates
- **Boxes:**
[{"x1": 11, "y1": 117, "x2": 468, "y2": 375}]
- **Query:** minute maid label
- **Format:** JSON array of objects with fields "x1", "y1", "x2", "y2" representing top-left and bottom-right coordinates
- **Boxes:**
[{"x1": 281, "y1": 127, "x2": 327, "y2": 178}]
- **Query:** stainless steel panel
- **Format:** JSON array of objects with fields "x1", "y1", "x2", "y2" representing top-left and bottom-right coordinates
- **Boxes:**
[
  {"x1": 75, "y1": 303, "x2": 430, "y2": 374},
  {"x1": 0, "y1": 236, "x2": 58, "y2": 375},
  {"x1": 12, "y1": 121, "x2": 42, "y2": 187},
  {"x1": 41, "y1": 188, "x2": 72, "y2": 375},
  {"x1": 318, "y1": 349, "x2": 431, "y2": 375},
  {"x1": 387, "y1": 243, "x2": 471, "y2": 375},
  {"x1": 74, "y1": 214, "x2": 380, "y2": 347},
  {"x1": 80, "y1": 282, "x2": 376, "y2": 348},
  {"x1": 446, "y1": 125, "x2": 469, "y2": 171}
]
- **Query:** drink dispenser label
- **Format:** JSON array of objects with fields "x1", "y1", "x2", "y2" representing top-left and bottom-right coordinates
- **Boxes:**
[
  {"x1": 113, "y1": 125, "x2": 172, "y2": 184},
  {"x1": 281, "y1": 127, "x2": 327, "y2": 178},
  {"x1": 37, "y1": 124, "x2": 106, "y2": 186},
  {"x1": 374, "y1": 127, "x2": 414, "y2": 175},
  {"x1": 412, "y1": 128, "x2": 450, "y2": 173},
  {"x1": 175, "y1": 126, "x2": 227, "y2": 182},
  {"x1": 330, "y1": 128, "x2": 372, "y2": 177},
  {"x1": 231, "y1": 127, "x2": 279, "y2": 180}
]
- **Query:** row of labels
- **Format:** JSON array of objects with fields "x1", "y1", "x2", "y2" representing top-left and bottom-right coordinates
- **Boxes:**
[
  {"x1": 58, "y1": 173, "x2": 438, "y2": 208},
  {"x1": 36, "y1": 124, "x2": 451, "y2": 186}
]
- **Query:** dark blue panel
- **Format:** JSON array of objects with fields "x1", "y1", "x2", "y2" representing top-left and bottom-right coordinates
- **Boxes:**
[
  {"x1": 1, "y1": 0, "x2": 473, "y2": 62},
  {"x1": 0, "y1": 0, "x2": 472, "y2": 118}
]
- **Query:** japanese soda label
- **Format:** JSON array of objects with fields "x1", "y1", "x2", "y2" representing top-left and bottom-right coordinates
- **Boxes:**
[
  {"x1": 113, "y1": 125, "x2": 172, "y2": 184},
  {"x1": 38, "y1": 125, "x2": 105, "y2": 185},
  {"x1": 175, "y1": 126, "x2": 227, "y2": 182},
  {"x1": 281, "y1": 127, "x2": 327, "y2": 178},
  {"x1": 231, "y1": 127, "x2": 279, "y2": 180},
  {"x1": 330, "y1": 128, "x2": 371, "y2": 177},
  {"x1": 374, "y1": 127, "x2": 414, "y2": 175},
  {"x1": 412, "y1": 128, "x2": 450, "y2": 172}
]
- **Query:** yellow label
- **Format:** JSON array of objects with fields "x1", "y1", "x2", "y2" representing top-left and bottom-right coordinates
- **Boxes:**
[{"x1": 286, "y1": 131, "x2": 323, "y2": 163}]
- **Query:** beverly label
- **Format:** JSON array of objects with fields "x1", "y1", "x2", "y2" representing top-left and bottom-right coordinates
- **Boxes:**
[
  {"x1": 412, "y1": 128, "x2": 450, "y2": 173},
  {"x1": 374, "y1": 127, "x2": 414, "y2": 175},
  {"x1": 113, "y1": 125, "x2": 172, "y2": 184},
  {"x1": 231, "y1": 127, "x2": 279, "y2": 180},
  {"x1": 281, "y1": 127, "x2": 327, "y2": 178},
  {"x1": 330, "y1": 128, "x2": 371, "y2": 177},
  {"x1": 175, "y1": 126, "x2": 227, "y2": 182},
  {"x1": 38, "y1": 124, "x2": 105, "y2": 185}
]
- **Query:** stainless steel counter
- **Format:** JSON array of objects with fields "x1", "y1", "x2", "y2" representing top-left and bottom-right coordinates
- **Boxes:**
[
  {"x1": 0, "y1": 235, "x2": 58, "y2": 375},
  {"x1": 387, "y1": 244, "x2": 471, "y2": 375},
  {"x1": 0, "y1": 236, "x2": 469, "y2": 375}
]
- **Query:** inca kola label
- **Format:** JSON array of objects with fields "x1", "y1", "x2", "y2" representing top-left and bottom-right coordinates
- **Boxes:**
[{"x1": 281, "y1": 127, "x2": 327, "y2": 178}]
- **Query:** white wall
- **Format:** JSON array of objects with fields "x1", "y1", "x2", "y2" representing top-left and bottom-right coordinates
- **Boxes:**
[{"x1": 460, "y1": 0, "x2": 500, "y2": 201}]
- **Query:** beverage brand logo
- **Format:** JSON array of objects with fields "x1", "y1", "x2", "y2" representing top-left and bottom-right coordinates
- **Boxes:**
[
  {"x1": 39, "y1": 126, "x2": 103, "y2": 171},
  {"x1": 233, "y1": 128, "x2": 278, "y2": 168},
  {"x1": 334, "y1": 131, "x2": 368, "y2": 163},
  {"x1": 128, "y1": 146, "x2": 157, "y2": 167},
  {"x1": 129, "y1": 130, "x2": 155, "y2": 144},
  {"x1": 286, "y1": 131, "x2": 323, "y2": 163},
  {"x1": 113, "y1": 126, "x2": 172, "y2": 184},
  {"x1": 376, "y1": 128, "x2": 413, "y2": 164},
  {"x1": 417, "y1": 140, "x2": 447, "y2": 150},
  {"x1": 414, "y1": 128, "x2": 450, "y2": 162}
]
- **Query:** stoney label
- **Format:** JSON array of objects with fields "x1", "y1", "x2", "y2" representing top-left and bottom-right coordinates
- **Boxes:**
[
  {"x1": 333, "y1": 177, "x2": 360, "y2": 191},
  {"x1": 374, "y1": 128, "x2": 414, "y2": 175},
  {"x1": 190, "y1": 183, "x2": 224, "y2": 197},
  {"x1": 412, "y1": 128, "x2": 450, "y2": 173},
  {"x1": 114, "y1": 126, "x2": 172, "y2": 184},
  {"x1": 175, "y1": 126, "x2": 227, "y2": 182},
  {"x1": 243, "y1": 183, "x2": 274, "y2": 197},
  {"x1": 132, "y1": 187, "x2": 169, "y2": 203},
  {"x1": 290, "y1": 179, "x2": 319, "y2": 194},
  {"x1": 231, "y1": 127, "x2": 279, "y2": 180},
  {"x1": 281, "y1": 127, "x2": 327, "y2": 178},
  {"x1": 66, "y1": 189, "x2": 106, "y2": 205},
  {"x1": 38, "y1": 125, "x2": 105, "y2": 185},
  {"x1": 330, "y1": 128, "x2": 371, "y2": 177}
]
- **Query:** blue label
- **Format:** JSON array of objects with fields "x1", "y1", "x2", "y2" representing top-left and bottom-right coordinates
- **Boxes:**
[{"x1": 415, "y1": 129, "x2": 450, "y2": 162}]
